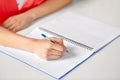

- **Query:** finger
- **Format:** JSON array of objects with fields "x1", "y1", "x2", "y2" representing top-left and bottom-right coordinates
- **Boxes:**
[
  {"x1": 12, "y1": 27, "x2": 18, "y2": 32},
  {"x1": 3, "y1": 18, "x2": 16, "y2": 28},
  {"x1": 7, "y1": 24, "x2": 16, "y2": 30},
  {"x1": 47, "y1": 54, "x2": 62, "y2": 60},
  {"x1": 3, "y1": 22, "x2": 14, "y2": 29},
  {"x1": 11, "y1": 25, "x2": 21, "y2": 32},
  {"x1": 49, "y1": 37, "x2": 64, "y2": 45},
  {"x1": 3, "y1": 20, "x2": 10, "y2": 27},
  {"x1": 48, "y1": 49, "x2": 63, "y2": 56},
  {"x1": 51, "y1": 43, "x2": 65, "y2": 52}
]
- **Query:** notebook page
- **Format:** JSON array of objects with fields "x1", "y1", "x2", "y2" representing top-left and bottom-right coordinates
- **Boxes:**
[
  {"x1": 38, "y1": 11, "x2": 120, "y2": 51},
  {"x1": 0, "y1": 27, "x2": 94, "y2": 79},
  {"x1": 0, "y1": 11, "x2": 119, "y2": 79}
]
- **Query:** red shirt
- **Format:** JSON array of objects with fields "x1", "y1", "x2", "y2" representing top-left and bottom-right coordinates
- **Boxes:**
[{"x1": 0, "y1": 0, "x2": 46, "y2": 24}]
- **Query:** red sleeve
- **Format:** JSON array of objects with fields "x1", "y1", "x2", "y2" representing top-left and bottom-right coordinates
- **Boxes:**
[
  {"x1": 20, "y1": 0, "x2": 47, "y2": 13},
  {"x1": 0, "y1": 0, "x2": 47, "y2": 24},
  {"x1": 0, "y1": 0, "x2": 19, "y2": 24}
]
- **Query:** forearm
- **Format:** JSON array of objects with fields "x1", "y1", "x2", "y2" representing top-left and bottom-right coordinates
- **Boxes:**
[
  {"x1": 24, "y1": 0, "x2": 72, "y2": 20},
  {"x1": 0, "y1": 26, "x2": 66, "y2": 60},
  {"x1": 0, "y1": 26, "x2": 34, "y2": 51}
]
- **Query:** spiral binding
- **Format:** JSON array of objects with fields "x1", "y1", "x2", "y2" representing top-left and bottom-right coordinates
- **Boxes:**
[{"x1": 39, "y1": 27, "x2": 94, "y2": 51}]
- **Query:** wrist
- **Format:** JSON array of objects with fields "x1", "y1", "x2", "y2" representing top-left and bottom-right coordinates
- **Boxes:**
[
  {"x1": 17, "y1": 37, "x2": 38, "y2": 53},
  {"x1": 26, "y1": 38, "x2": 38, "y2": 53},
  {"x1": 24, "y1": 11, "x2": 37, "y2": 21}
]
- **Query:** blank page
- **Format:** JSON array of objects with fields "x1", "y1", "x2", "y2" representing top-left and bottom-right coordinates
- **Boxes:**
[{"x1": 39, "y1": 11, "x2": 120, "y2": 51}]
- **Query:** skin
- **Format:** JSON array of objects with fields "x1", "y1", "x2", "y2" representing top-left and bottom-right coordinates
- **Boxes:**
[
  {"x1": 3, "y1": 0, "x2": 72, "y2": 32},
  {"x1": 0, "y1": 0, "x2": 72, "y2": 60}
]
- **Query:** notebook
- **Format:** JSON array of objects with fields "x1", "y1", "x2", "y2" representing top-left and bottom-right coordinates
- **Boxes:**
[{"x1": 0, "y1": 11, "x2": 120, "y2": 80}]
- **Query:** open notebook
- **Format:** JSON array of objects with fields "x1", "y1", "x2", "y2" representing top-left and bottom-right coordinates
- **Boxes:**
[{"x1": 0, "y1": 11, "x2": 120, "y2": 80}]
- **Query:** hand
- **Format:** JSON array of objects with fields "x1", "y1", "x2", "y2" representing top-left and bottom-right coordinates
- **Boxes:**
[
  {"x1": 31, "y1": 37, "x2": 66, "y2": 60},
  {"x1": 3, "y1": 13, "x2": 34, "y2": 32}
]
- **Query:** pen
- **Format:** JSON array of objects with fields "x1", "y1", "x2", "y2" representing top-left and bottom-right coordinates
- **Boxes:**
[
  {"x1": 41, "y1": 33, "x2": 56, "y2": 43},
  {"x1": 41, "y1": 33, "x2": 69, "y2": 53}
]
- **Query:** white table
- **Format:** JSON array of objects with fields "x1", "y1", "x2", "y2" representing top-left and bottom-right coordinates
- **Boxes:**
[{"x1": 0, "y1": 0, "x2": 120, "y2": 80}]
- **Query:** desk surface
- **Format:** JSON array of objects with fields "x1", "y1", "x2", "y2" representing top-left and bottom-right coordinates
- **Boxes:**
[{"x1": 0, "y1": 0, "x2": 120, "y2": 80}]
